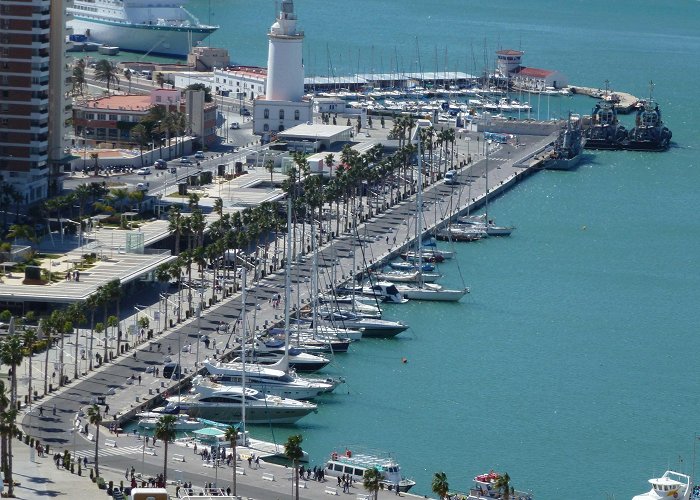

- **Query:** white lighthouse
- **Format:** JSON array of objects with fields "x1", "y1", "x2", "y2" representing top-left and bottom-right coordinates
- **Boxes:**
[{"x1": 253, "y1": 0, "x2": 312, "y2": 139}]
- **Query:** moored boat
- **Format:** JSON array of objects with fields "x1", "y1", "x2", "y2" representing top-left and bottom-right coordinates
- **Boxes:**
[
  {"x1": 465, "y1": 471, "x2": 533, "y2": 500},
  {"x1": 584, "y1": 100, "x2": 627, "y2": 150},
  {"x1": 544, "y1": 113, "x2": 586, "y2": 170},
  {"x1": 625, "y1": 98, "x2": 672, "y2": 151},
  {"x1": 67, "y1": 0, "x2": 218, "y2": 57},
  {"x1": 631, "y1": 470, "x2": 692, "y2": 500},
  {"x1": 324, "y1": 449, "x2": 416, "y2": 492}
]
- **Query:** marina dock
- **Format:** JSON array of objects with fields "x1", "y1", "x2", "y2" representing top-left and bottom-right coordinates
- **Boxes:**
[{"x1": 568, "y1": 85, "x2": 639, "y2": 113}]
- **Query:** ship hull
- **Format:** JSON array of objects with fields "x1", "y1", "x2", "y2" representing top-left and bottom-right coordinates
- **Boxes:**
[
  {"x1": 69, "y1": 17, "x2": 215, "y2": 57},
  {"x1": 624, "y1": 140, "x2": 670, "y2": 152},
  {"x1": 545, "y1": 154, "x2": 581, "y2": 170}
]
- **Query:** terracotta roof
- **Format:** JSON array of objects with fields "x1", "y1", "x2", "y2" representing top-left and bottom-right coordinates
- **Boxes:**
[
  {"x1": 497, "y1": 49, "x2": 524, "y2": 56},
  {"x1": 82, "y1": 94, "x2": 153, "y2": 111},
  {"x1": 515, "y1": 66, "x2": 554, "y2": 78},
  {"x1": 222, "y1": 65, "x2": 267, "y2": 78}
]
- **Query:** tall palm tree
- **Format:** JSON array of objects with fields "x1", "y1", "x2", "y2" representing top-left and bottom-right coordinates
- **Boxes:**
[
  {"x1": 0, "y1": 401, "x2": 18, "y2": 497},
  {"x1": 224, "y1": 424, "x2": 239, "y2": 495},
  {"x1": 284, "y1": 434, "x2": 304, "y2": 500},
  {"x1": 93, "y1": 59, "x2": 120, "y2": 94},
  {"x1": 66, "y1": 302, "x2": 86, "y2": 379},
  {"x1": 72, "y1": 59, "x2": 86, "y2": 96},
  {"x1": 493, "y1": 472, "x2": 511, "y2": 500},
  {"x1": 22, "y1": 327, "x2": 38, "y2": 405},
  {"x1": 103, "y1": 279, "x2": 122, "y2": 354},
  {"x1": 432, "y1": 471, "x2": 449, "y2": 499},
  {"x1": 123, "y1": 68, "x2": 132, "y2": 93},
  {"x1": 363, "y1": 467, "x2": 381, "y2": 500},
  {"x1": 154, "y1": 415, "x2": 177, "y2": 484},
  {"x1": 168, "y1": 206, "x2": 183, "y2": 255},
  {"x1": 86, "y1": 404, "x2": 102, "y2": 476},
  {"x1": 0, "y1": 330, "x2": 24, "y2": 405},
  {"x1": 85, "y1": 294, "x2": 99, "y2": 370}
]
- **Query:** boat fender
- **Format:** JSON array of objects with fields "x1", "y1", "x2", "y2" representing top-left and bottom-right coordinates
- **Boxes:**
[
  {"x1": 331, "y1": 452, "x2": 338, "y2": 460},
  {"x1": 402, "y1": 357, "x2": 408, "y2": 364},
  {"x1": 345, "y1": 450, "x2": 352, "y2": 458}
]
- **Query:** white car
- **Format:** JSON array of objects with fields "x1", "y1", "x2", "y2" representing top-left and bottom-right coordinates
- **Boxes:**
[
  {"x1": 179, "y1": 157, "x2": 193, "y2": 164},
  {"x1": 194, "y1": 151, "x2": 205, "y2": 159},
  {"x1": 136, "y1": 167, "x2": 151, "y2": 175},
  {"x1": 136, "y1": 183, "x2": 149, "y2": 191}
]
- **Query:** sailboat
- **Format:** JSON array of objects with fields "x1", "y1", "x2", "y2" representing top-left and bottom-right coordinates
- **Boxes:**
[{"x1": 394, "y1": 119, "x2": 468, "y2": 302}]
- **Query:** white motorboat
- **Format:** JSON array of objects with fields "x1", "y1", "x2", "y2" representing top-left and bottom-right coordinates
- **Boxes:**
[
  {"x1": 170, "y1": 376, "x2": 317, "y2": 425},
  {"x1": 67, "y1": 0, "x2": 217, "y2": 57},
  {"x1": 360, "y1": 282, "x2": 408, "y2": 303},
  {"x1": 631, "y1": 470, "x2": 692, "y2": 500},
  {"x1": 436, "y1": 225, "x2": 487, "y2": 242},
  {"x1": 323, "y1": 311, "x2": 409, "y2": 338},
  {"x1": 203, "y1": 360, "x2": 337, "y2": 400},
  {"x1": 235, "y1": 343, "x2": 331, "y2": 372},
  {"x1": 324, "y1": 449, "x2": 416, "y2": 492}
]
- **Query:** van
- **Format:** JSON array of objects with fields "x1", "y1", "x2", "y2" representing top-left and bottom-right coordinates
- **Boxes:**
[
  {"x1": 162, "y1": 362, "x2": 181, "y2": 379},
  {"x1": 154, "y1": 159, "x2": 167, "y2": 170},
  {"x1": 444, "y1": 170, "x2": 457, "y2": 185},
  {"x1": 141, "y1": 70, "x2": 152, "y2": 80}
]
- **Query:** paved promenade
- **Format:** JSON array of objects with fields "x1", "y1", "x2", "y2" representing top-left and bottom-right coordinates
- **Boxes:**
[{"x1": 7, "y1": 122, "x2": 556, "y2": 499}]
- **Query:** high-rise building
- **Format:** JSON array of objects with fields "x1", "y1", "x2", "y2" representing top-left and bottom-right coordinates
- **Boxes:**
[
  {"x1": 252, "y1": 0, "x2": 312, "y2": 140},
  {"x1": 0, "y1": 0, "x2": 71, "y2": 206}
]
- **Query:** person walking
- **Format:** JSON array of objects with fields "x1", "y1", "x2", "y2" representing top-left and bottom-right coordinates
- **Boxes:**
[
  {"x1": 52, "y1": 404, "x2": 56, "y2": 416},
  {"x1": 38, "y1": 406, "x2": 44, "y2": 417}
]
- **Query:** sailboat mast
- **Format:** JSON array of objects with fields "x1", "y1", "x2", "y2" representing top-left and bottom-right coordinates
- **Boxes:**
[
  {"x1": 416, "y1": 124, "x2": 424, "y2": 286},
  {"x1": 241, "y1": 267, "x2": 247, "y2": 434},
  {"x1": 485, "y1": 139, "x2": 490, "y2": 222},
  {"x1": 311, "y1": 220, "x2": 318, "y2": 335},
  {"x1": 284, "y1": 196, "x2": 292, "y2": 366}
]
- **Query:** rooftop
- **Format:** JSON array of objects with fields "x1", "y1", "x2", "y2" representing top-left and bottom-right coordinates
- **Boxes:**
[
  {"x1": 78, "y1": 94, "x2": 153, "y2": 111},
  {"x1": 515, "y1": 66, "x2": 555, "y2": 78},
  {"x1": 497, "y1": 49, "x2": 525, "y2": 56},
  {"x1": 278, "y1": 123, "x2": 352, "y2": 140}
]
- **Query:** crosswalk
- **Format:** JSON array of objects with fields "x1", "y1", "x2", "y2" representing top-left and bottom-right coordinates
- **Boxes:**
[{"x1": 72, "y1": 445, "x2": 145, "y2": 459}]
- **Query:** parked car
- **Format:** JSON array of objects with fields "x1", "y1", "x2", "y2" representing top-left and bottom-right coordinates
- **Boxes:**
[
  {"x1": 136, "y1": 167, "x2": 151, "y2": 175},
  {"x1": 194, "y1": 151, "x2": 205, "y2": 159},
  {"x1": 179, "y1": 157, "x2": 193, "y2": 164},
  {"x1": 230, "y1": 122, "x2": 240, "y2": 129},
  {"x1": 136, "y1": 182, "x2": 149, "y2": 191}
]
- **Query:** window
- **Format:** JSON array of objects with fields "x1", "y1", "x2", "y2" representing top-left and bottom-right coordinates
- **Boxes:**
[
  {"x1": 294, "y1": 110, "x2": 299, "y2": 120},
  {"x1": 263, "y1": 124, "x2": 269, "y2": 132},
  {"x1": 278, "y1": 124, "x2": 284, "y2": 132},
  {"x1": 97, "y1": 113, "x2": 106, "y2": 120},
  {"x1": 263, "y1": 109, "x2": 269, "y2": 119},
  {"x1": 108, "y1": 114, "x2": 117, "y2": 120},
  {"x1": 279, "y1": 109, "x2": 284, "y2": 120}
]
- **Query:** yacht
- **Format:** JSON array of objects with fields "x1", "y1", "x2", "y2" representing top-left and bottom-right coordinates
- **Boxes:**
[
  {"x1": 360, "y1": 282, "x2": 408, "y2": 303},
  {"x1": 203, "y1": 360, "x2": 338, "y2": 400},
  {"x1": 67, "y1": 0, "x2": 218, "y2": 57},
  {"x1": 135, "y1": 412, "x2": 204, "y2": 431},
  {"x1": 394, "y1": 282, "x2": 468, "y2": 302},
  {"x1": 465, "y1": 471, "x2": 533, "y2": 500},
  {"x1": 170, "y1": 377, "x2": 317, "y2": 425},
  {"x1": 632, "y1": 470, "x2": 692, "y2": 500},
  {"x1": 324, "y1": 449, "x2": 416, "y2": 492},
  {"x1": 236, "y1": 345, "x2": 331, "y2": 373},
  {"x1": 322, "y1": 311, "x2": 409, "y2": 338}
]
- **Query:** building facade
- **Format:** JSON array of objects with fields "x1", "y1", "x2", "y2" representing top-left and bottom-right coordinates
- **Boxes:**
[
  {"x1": 214, "y1": 66, "x2": 266, "y2": 100},
  {"x1": 0, "y1": 0, "x2": 71, "y2": 205},
  {"x1": 496, "y1": 48, "x2": 568, "y2": 90}
]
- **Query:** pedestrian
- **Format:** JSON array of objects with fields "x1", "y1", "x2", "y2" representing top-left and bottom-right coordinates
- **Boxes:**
[
  {"x1": 255, "y1": 455, "x2": 260, "y2": 468},
  {"x1": 105, "y1": 404, "x2": 109, "y2": 414},
  {"x1": 83, "y1": 457, "x2": 87, "y2": 468},
  {"x1": 38, "y1": 406, "x2": 44, "y2": 416},
  {"x1": 125, "y1": 468, "x2": 129, "y2": 479},
  {"x1": 247, "y1": 456, "x2": 252, "y2": 468},
  {"x1": 395, "y1": 483, "x2": 400, "y2": 495},
  {"x1": 52, "y1": 404, "x2": 56, "y2": 416},
  {"x1": 386, "y1": 236, "x2": 390, "y2": 244}
]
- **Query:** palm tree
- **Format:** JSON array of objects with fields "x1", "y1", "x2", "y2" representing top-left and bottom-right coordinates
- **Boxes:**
[
  {"x1": 363, "y1": 467, "x2": 381, "y2": 500},
  {"x1": 168, "y1": 206, "x2": 183, "y2": 255},
  {"x1": 284, "y1": 434, "x2": 304, "y2": 500},
  {"x1": 0, "y1": 398, "x2": 18, "y2": 497},
  {"x1": 103, "y1": 279, "x2": 122, "y2": 354},
  {"x1": 493, "y1": 472, "x2": 511, "y2": 500},
  {"x1": 155, "y1": 72, "x2": 165, "y2": 89},
  {"x1": 66, "y1": 302, "x2": 86, "y2": 379},
  {"x1": 123, "y1": 68, "x2": 132, "y2": 93},
  {"x1": 154, "y1": 414, "x2": 177, "y2": 484},
  {"x1": 22, "y1": 327, "x2": 38, "y2": 405},
  {"x1": 224, "y1": 425, "x2": 239, "y2": 495},
  {"x1": 72, "y1": 59, "x2": 86, "y2": 96},
  {"x1": 93, "y1": 59, "x2": 120, "y2": 94},
  {"x1": 86, "y1": 404, "x2": 102, "y2": 476},
  {"x1": 0, "y1": 330, "x2": 24, "y2": 405},
  {"x1": 85, "y1": 294, "x2": 99, "y2": 370},
  {"x1": 432, "y1": 472, "x2": 449, "y2": 499}
]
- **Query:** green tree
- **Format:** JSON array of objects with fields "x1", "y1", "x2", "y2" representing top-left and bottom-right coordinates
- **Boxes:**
[
  {"x1": 154, "y1": 414, "x2": 177, "y2": 484},
  {"x1": 432, "y1": 471, "x2": 449, "y2": 499},
  {"x1": 0, "y1": 330, "x2": 23, "y2": 405},
  {"x1": 363, "y1": 467, "x2": 381, "y2": 500},
  {"x1": 93, "y1": 59, "x2": 120, "y2": 94},
  {"x1": 86, "y1": 404, "x2": 102, "y2": 476},
  {"x1": 284, "y1": 434, "x2": 304, "y2": 500},
  {"x1": 22, "y1": 327, "x2": 38, "y2": 405},
  {"x1": 0, "y1": 399, "x2": 17, "y2": 497},
  {"x1": 224, "y1": 425, "x2": 240, "y2": 496},
  {"x1": 493, "y1": 472, "x2": 511, "y2": 500},
  {"x1": 184, "y1": 83, "x2": 213, "y2": 102}
]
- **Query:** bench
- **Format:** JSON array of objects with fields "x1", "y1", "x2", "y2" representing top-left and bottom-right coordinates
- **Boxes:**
[
  {"x1": 324, "y1": 487, "x2": 338, "y2": 496},
  {"x1": 143, "y1": 446, "x2": 156, "y2": 456},
  {"x1": 262, "y1": 473, "x2": 275, "y2": 482},
  {"x1": 172, "y1": 454, "x2": 185, "y2": 462},
  {"x1": 104, "y1": 439, "x2": 116, "y2": 448}
]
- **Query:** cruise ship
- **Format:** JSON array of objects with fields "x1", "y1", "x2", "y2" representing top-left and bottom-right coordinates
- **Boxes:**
[{"x1": 67, "y1": 0, "x2": 218, "y2": 57}]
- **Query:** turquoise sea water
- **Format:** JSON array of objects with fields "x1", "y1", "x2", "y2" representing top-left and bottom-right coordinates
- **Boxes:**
[{"x1": 182, "y1": 1, "x2": 700, "y2": 498}]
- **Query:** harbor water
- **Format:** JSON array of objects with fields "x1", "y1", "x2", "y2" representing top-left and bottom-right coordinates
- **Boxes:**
[{"x1": 180, "y1": 1, "x2": 699, "y2": 498}]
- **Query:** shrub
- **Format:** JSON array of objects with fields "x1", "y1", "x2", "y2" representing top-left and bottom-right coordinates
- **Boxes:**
[{"x1": 0, "y1": 310, "x2": 11, "y2": 322}]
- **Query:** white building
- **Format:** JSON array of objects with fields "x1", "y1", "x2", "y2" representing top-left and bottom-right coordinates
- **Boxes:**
[
  {"x1": 278, "y1": 123, "x2": 352, "y2": 153},
  {"x1": 252, "y1": 0, "x2": 312, "y2": 140},
  {"x1": 214, "y1": 66, "x2": 267, "y2": 100},
  {"x1": 496, "y1": 48, "x2": 568, "y2": 90}
]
